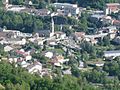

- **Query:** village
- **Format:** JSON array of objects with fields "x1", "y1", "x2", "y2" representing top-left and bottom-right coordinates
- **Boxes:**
[{"x1": 0, "y1": 0, "x2": 120, "y2": 79}]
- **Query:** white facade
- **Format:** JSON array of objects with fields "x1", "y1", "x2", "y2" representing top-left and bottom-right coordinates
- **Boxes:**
[
  {"x1": 3, "y1": 29, "x2": 32, "y2": 38},
  {"x1": 104, "y1": 50, "x2": 120, "y2": 57},
  {"x1": 7, "y1": 6, "x2": 26, "y2": 12},
  {"x1": 25, "y1": 55, "x2": 32, "y2": 61},
  {"x1": 27, "y1": 63, "x2": 42, "y2": 74},
  {"x1": 45, "y1": 52, "x2": 53, "y2": 59},
  {"x1": 105, "y1": 3, "x2": 120, "y2": 15},
  {"x1": 4, "y1": 45, "x2": 13, "y2": 52},
  {"x1": 21, "y1": 61, "x2": 30, "y2": 68},
  {"x1": 52, "y1": 3, "x2": 80, "y2": 16},
  {"x1": 0, "y1": 38, "x2": 26, "y2": 45}
]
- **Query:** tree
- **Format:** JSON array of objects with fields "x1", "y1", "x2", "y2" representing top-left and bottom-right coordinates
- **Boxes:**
[
  {"x1": 6, "y1": 83, "x2": 15, "y2": 90},
  {"x1": 38, "y1": 1, "x2": 47, "y2": 9},
  {"x1": 84, "y1": 69, "x2": 107, "y2": 83},
  {"x1": 103, "y1": 61, "x2": 119, "y2": 76},
  {"x1": 12, "y1": 15, "x2": 23, "y2": 29},
  {"x1": 78, "y1": 16, "x2": 88, "y2": 32},
  {"x1": 77, "y1": 0, "x2": 118, "y2": 10},
  {"x1": 81, "y1": 51, "x2": 89, "y2": 61},
  {"x1": 80, "y1": 41, "x2": 96, "y2": 57},
  {"x1": 34, "y1": 19, "x2": 43, "y2": 30},
  {"x1": 11, "y1": 0, "x2": 24, "y2": 5},
  {"x1": 103, "y1": 35, "x2": 110, "y2": 46},
  {"x1": 62, "y1": 25, "x2": 73, "y2": 36},
  {"x1": 32, "y1": 53, "x2": 48, "y2": 64},
  {"x1": 71, "y1": 66, "x2": 81, "y2": 77},
  {"x1": 68, "y1": 17, "x2": 78, "y2": 25}
]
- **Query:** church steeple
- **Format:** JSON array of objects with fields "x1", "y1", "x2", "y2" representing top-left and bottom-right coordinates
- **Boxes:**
[
  {"x1": 50, "y1": 17, "x2": 55, "y2": 37},
  {"x1": 51, "y1": 17, "x2": 54, "y2": 34}
]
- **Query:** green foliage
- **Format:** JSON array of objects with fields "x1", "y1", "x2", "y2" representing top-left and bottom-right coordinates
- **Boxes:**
[
  {"x1": 103, "y1": 35, "x2": 110, "y2": 46},
  {"x1": 32, "y1": 53, "x2": 48, "y2": 64},
  {"x1": 0, "y1": 61, "x2": 102, "y2": 90},
  {"x1": 84, "y1": 69, "x2": 107, "y2": 83},
  {"x1": 103, "y1": 61, "x2": 120, "y2": 76},
  {"x1": 10, "y1": 0, "x2": 24, "y2": 5},
  {"x1": 80, "y1": 41, "x2": 96, "y2": 58},
  {"x1": 38, "y1": 1, "x2": 47, "y2": 9},
  {"x1": 0, "y1": 10, "x2": 51, "y2": 33},
  {"x1": 71, "y1": 66, "x2": 81, "y2": 77},
  {"x1": 77, "y1": 0, "x2": 119, "y2": 10}
]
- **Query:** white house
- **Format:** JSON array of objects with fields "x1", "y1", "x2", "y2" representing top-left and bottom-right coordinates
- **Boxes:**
[
  {"x1": 113, "y1": 36, "x2": 120, "y2": 45},
  {"x1": 62, "y1": 68, "x2": 72, "y2": 75},
  {"x1": 45, "y1": 52, "x2": 53, "y2": 59},
  {"x1": 20, "y1": 61, "x2": 30, "y2": 68},
  {"x1": 27, "y1": 61, "x2": 42, "y2": 74},
  {"x1": 52, "y1": 3, "x2": 80, "y2": 16},
  {"x1": 0, "y1": 38, "x2": 26, "y2": 45},
  {"x1": 104, "y1": 50, "x2": 120, "y2": 57},
  {"x1": 25, "y1": 55, "x2": 32, "y2": 61},
  {"x1": 3, "y1": 29, "x2": 32, "y2": 38},
  {"x1": 55, "y1": 32, "x2": 66, "y2": 39},
  {"x1": 4, "y1": 45, "x2": 13, "y2": 52},
  {"x1": 105, "y1": 3, "x2": 120, "y2": 15},
  {"x1": 7, "y1": 5, "x2": 26, "y2": 12}
]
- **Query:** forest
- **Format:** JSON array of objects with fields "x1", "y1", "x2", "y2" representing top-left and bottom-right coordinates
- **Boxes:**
[{"x1": 0, "y1": 60, "x2": 120, "y2": 90}]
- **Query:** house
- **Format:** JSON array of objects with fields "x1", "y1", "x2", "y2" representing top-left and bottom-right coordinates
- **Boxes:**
[
  {"x1": 34, "y1": 9, "x2": 51, "y2": 16},
  {"x1": 73, "y1": 32, "x2": 85, "y2": 43},
  {"x1": 54, "y1": 31, "x2": 66, "y2": 39},
  {"x1": 52, "y1": 3, "x2": 80, "y2": 16},
  {"x1": 101, "y1": 16, "x2": 112, "y2": 26},
  {"x1": 52, "y1": 60, "x2": 62, "y2": 67},
  {"x1": 99, "y1": 26, "x2": 117, "y2": 39},
  {"x1": 51, "y1": 55, "x2": 69, "y2": 67},
  {"x1": 34, "y1": 30, "x2": 51, "y2": 37},
  {"x1": 3, "y1": 29, "x2": 32, "y2": 38},
  {"x1": 106, "y1": 26, "x2": 117, "y2": 33},
  {"x1": 41, "y1": 68, "x2": 52, "y2": 77},
  {"x1": 25, "y1": 0, "x2": 33, "y2": 5},
  {"x1": 27, "y1": 61, "x2": 42, "y2": 74},
  {"x1": 45, "y1": 52, "x2": 54, "y2": 59},
  {"x1": 55, "y1": 55, "x2": 69, "y2": 64},
  {"x1": 5, "y1": 38, "x2": 26, "y2": 45},
  {"x1": 15, "y1": 50, "x2": 32, "y2": 61},
  {"x1": 89, "y1": 14, "x2": 105, "y2": 23},
  {"x1": 112, "y1": 20, "x2": 120, "y2": 28},
  {"x1": 87, "y1": 60, "x2": 105, "y2": 67},
  {"x1": 79, "y1": 61, "x2": 84, "y2": 68},
  {"x1": 47, "y1": 40, "x2": 57, "y2": 46},
  {"x1": 105, "y1": 3, "x2": 120, "y2": 15},
  {"x1": 34, "y1": 38, "x2": 44, "y2": 45},
  {"x1": 112, "y1": 36, "x2": 120, "y2": 45},
  {"x1": 0, "y1": 32, "x2": 8, "y2": 40},
  {"x1": 7, "y1": 5, "x2": 26, "y2": 12},
  {"x1": 105, "y1": 26, "x2": 117, "y2": 39},
  {"x1": 0, "y1": 30, "x2": 27, "y2": 45},
  {"x1": 104, "y1": 50, "x2": 120, "y2": 58},
  {"x1": 92, "y1": 10, "x2": 104, "y2": 15},
  {"x1": 4, "y1": 45, "x2": 13, "y2": 52},
  {"x1": 20, "y1": 61, "x2": 30, "y2": 68},
  {"x1": 85, "y1": 33, "x2": 108, "y2": 43},
  {"x1": 8, "y1": 57, "x2": 18, "y2": 63},
  {"x1": 62, "y1": 68, "x2": 72, "y2": 75}
]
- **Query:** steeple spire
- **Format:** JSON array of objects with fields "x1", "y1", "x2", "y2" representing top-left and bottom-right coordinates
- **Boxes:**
[
  {"x1": 50, "y1": 17, "x2": 55, "y2": 37},
  {"x1": 51, "y1": 17, "x2": 54, "y2": 34}
]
